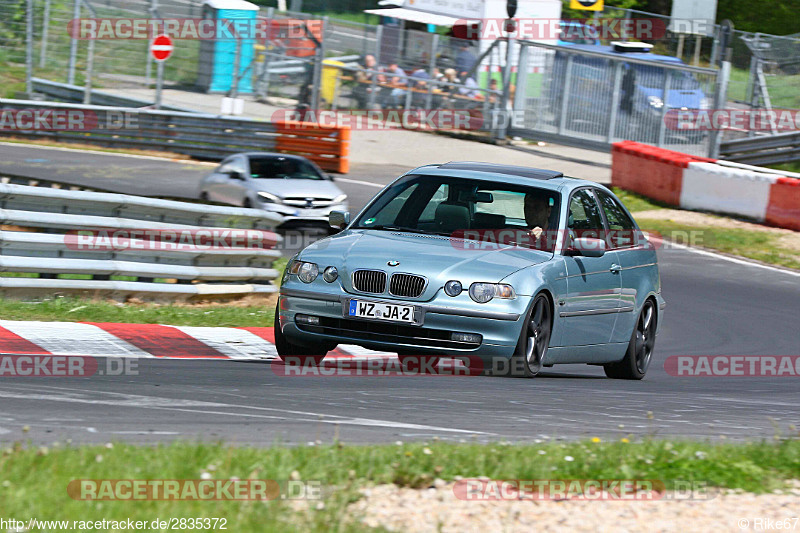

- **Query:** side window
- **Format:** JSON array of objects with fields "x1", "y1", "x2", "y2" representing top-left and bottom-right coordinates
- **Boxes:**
[
  {"x1": 218, "y1": 157, "x2": 246, "y2": 176},
  {"x1": 595, "y1": 190, "x2": 636, "y2": 248},
  {"x1": 567, "y1": 189, "x2": 605, "y2": 242}
]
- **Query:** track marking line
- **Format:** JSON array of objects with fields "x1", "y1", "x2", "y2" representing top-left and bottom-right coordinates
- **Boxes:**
[
  {"x1": 666, "y1": 241, "x2": 800, "y2": 277},
  {"x1": 336, "y1": 177, "x2": 385, "y2": 188},
  {"x1": 0, "y1": 384, "x2": 494, "y2": 435}
]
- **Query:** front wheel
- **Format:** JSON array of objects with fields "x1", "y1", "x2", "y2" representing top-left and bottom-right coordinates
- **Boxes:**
[
  {"x1": 502, "y1": 294, "x2": 552, "y2": 378},
  {"x1": 604, "y1": 300, "x2": 656, "y2": 380},
  {"x1": 273, "y1": 312, "x2": 332, "y2": 366}
]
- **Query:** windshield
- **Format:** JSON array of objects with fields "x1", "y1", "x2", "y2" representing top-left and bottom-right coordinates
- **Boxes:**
[
  {"x1": 633, "y1": 65, "x2": 702, "y2": 91},
  {"x1": 249, "y1": 157, "x2": 324, "y2": 180},
  {"x1": 352, "y1": 175, "x2": 561, "y2": 251}
]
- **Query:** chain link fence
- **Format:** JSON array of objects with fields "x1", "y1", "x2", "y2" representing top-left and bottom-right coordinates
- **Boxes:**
[{"x1": 2, "y1": 0, "x2": 798, "y2": 157}]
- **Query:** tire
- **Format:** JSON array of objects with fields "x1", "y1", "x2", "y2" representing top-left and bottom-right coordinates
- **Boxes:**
[
  {"x1": 243, "y1": 198, "x2": 253, "y2": 208},
  {"x1": 273, "y1": 312, "x2": 332, "y2": 367},
  {"x1": 498, "y1": 294, "x2": 552, "y2": 378},
  {"x1": 199, "y1": 192, "x2": 210, "y2": 202},
  {"x1": 604, "y1": 299, "x2": 657, "y2": 380}
]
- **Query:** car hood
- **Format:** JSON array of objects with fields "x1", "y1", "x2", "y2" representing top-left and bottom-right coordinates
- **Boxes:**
[
  {"x1": 299, "y1": 230, "x2": 552, "y2": 300},
  {"x1": 254, "y1": 179, "x2": 342, "y2": 199}
]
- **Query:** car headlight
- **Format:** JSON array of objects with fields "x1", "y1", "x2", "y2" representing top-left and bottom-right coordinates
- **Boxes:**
[
  {"x1": 289, "y1": 261, "x2": 319, "y2": 283},
  {"x1": 333, "y1": 194, "x2": 348, "y2": 204},
  {"x1": 647, "y1": 95, "x2": 664, "y2": 109},
  {"x1": 468, "y1": 283, "x2": 515, "y2": 303},
  {"x1": 258, "y1": 192, "x2": 281, "y2": 204}
]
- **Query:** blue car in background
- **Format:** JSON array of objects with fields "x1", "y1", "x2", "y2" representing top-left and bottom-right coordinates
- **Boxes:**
[
  {"x1": 549, "y1": 42, "x2": 710, "y2": 142},
  {"x1": 275, "y1": 163, "x2": 665, "y2": 379},
  {"x1": 557, "y1": 21, "x2": 600, "y2": 46}
]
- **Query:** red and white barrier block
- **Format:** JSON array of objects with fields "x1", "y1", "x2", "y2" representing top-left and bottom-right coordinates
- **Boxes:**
[
  {"x1": 612, "y1": 141, "x2": 800, "y2": 231},
  {"x1": 0, "y1": 321, "x2": 394, "y2": 362}
]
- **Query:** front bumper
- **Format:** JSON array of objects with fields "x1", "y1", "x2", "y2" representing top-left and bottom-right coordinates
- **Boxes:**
[{"x1": 277, "y1": 287, "x2": 524, "y2": 358}]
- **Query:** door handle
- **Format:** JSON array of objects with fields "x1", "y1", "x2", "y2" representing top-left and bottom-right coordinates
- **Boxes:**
[{"x1": 610, "y1": 264, "x2": 621, "y2": 274}]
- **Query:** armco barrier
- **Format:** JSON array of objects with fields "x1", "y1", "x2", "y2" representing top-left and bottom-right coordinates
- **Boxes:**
[
  {"x1": 0, "y1": 100, "x2": 350, "y2": 174},
  {"x1": 612, "y1": 141, "x2": 800, "y2": 231},
  {"x1": 0, "y1": 183, "x2": 284, "y2": 301}
]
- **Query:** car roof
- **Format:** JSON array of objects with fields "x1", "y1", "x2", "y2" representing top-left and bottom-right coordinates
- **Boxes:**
[
  {"x1": 408, "y1": 162, "x2": 600, "y2": 193},
  {"x1": 228, "y1": 152, "x2": 311, "y2": 161},
  {"x1": 564, "y1": 44, "x2": 687, "y2": 65},
  {"x1": 438, "y1": 162, "x2": 564, "y2": 180}
]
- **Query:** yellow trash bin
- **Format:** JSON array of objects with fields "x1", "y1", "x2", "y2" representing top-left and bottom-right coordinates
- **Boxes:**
[{"x1": 321, "y1": 60, "x2": 344, "y2": 107}]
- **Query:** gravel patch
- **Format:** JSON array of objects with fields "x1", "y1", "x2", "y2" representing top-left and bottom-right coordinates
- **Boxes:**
[{"x1": 350, "y1": 482, "x2": 800, "y2": 532}]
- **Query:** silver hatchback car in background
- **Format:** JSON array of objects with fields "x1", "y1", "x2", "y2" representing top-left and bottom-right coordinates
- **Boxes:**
[{"x1": 198, "y1": 153, "x2": 348, "y2": 229}]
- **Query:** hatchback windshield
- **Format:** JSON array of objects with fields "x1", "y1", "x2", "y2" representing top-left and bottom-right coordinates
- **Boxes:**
[
  {"x1": 353, "y1": 175, "x2": 561, "y2": 250},
  {"x1": 250, "y1": 157, "x2": 324, "y2": 180}
]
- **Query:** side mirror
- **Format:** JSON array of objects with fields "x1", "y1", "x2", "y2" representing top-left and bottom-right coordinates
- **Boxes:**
[
  {"x1": 329, "y1": 210, "x2": 350, "y2": 230},
  {"x1": 566, "y1": 237, "x2": 606, "y2": 258},
  {"x1": 327, "y1": 174, "x2": 336, "y2": 181},
  {"x1": 229, "y1": 171, "x2": 247, "y2": 180}
]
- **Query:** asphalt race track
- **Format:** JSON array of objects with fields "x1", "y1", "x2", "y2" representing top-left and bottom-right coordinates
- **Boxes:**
[{"x1": 0, "y1": 144, "x2": 798, "y2": 446}]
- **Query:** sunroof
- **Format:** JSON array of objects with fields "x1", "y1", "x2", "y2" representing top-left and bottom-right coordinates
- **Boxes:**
[{"x1": 438, "y1": 162, "x2": 564, "y2": 180}]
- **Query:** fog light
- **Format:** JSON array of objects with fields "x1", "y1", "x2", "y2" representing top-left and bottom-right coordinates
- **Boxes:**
[
  {"x1": 451, "y1": 332, "x2": 482, "y2": 344},
  {"x1": 323, "y1": 266, "x2": 339, "y2": 283},
  {"x1": 296, "y1": 314, "x2": 320, "y2": 326},
  {"x1": 444, "y1": 280, "x2": 462, "y2": 297}
]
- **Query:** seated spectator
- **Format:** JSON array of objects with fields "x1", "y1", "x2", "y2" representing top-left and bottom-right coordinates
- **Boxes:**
[
  {"x1": 383, "y1": 62, "x2": 408, "y2": 108},
  {"x1": 353, "y1": 54, "x2": 380, "y2": 109},
  {"x1": 459, "y1": 71, "x2": 480, "y2": 99}
]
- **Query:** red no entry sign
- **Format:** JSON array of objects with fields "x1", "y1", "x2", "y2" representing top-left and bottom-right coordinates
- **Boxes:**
[{"x1": 150, "y1": 34, "x2": 173, "y2": 62}]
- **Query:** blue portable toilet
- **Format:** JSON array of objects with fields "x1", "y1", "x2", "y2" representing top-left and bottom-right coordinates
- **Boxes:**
[{"x1": 197, "y1": 0, "x2": 259, "y2": 94}]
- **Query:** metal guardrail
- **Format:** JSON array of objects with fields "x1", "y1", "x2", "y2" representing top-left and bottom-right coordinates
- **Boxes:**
[
  {"x1": 31, "y1": 78, "x2": 200, "y2": 113},
  {"x1": 719, "y1": 132, "x2": 800, "y2": 166},
  {"x1": 0, "y1": 181, "x2": 284, "y2": 301},
  {"x1": 0, "y1": 99, "x2": 351, "y2": 173}
]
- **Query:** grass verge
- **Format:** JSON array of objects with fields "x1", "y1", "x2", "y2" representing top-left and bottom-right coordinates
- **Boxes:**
[
  {"x1": 0, "y1": 439, "x2": 798, "y2": 532},
  {"x1": 635, "y1": 218, "x2": 800, "y2": 270},
  {"x1": 616, "y1": 188, "x2": 799, "y2": 271},
  {"x1": 0, "y1": 259, "x2": 287, "y2": 326}
]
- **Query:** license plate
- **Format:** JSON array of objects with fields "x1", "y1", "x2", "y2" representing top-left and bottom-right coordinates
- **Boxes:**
[{"x1": 348, "y1": 299, "x2": 415, "y2": 323}]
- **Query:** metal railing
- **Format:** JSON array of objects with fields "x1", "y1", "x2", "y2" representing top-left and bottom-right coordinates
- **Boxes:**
[
  {"x1": 720, "y1": 132, "x2": 800, "y2": 166},
  {"x1": 0, "y1": 99, "x2": 351, "y2": 173},
  {"x1": 510, "y1": 40, "x2": 720, "y2": 157},
  {"x1": 0, "y1": 178, "x2": 284, "y2": 301}
]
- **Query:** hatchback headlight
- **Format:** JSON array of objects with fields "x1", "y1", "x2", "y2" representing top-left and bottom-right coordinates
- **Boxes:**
[
  {"x1": 333, "y1": 194, "x2": 348, "y2": 204},
  {"x1": 290, "y1": 261, "x2": 319, "y2": 283},
  {"x1": 468, "y1": 283, "x2": 515, "y2": 303},
  {"x1": 258, "y1": 192, "x2": 281, "y2": 203}
]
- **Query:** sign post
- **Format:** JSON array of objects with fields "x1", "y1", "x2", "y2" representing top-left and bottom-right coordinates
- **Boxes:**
[{"x1": 150, "y1": 34, "x2": 173, "y2": 110}]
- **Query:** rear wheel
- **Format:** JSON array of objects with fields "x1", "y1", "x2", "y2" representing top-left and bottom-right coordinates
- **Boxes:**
[
  {"x1": 243, "y1": 198, "x2": 253, "y2": 208},
  {"x1": 604, "y1": 300, "x2": 656, "y2": 380},
  {"x1": 273, "y1": 312, "x2": 332, "y2": 366}
]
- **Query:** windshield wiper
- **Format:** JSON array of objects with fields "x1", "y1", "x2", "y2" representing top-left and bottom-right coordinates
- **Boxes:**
[{"x1": 359, "y1": 225, "x2": 436, "y2": 235}]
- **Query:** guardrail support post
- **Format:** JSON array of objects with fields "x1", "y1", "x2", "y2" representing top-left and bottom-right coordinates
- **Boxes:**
[
  {"x1": 25, "y1": 0, "x2": 34, "y2": 96},
  {"x1": 67, "y1": 0, "x2": 80, "y2": 85},
  {"x1": 709, "y1": 61, "x2": 730, "y2": 159}
]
